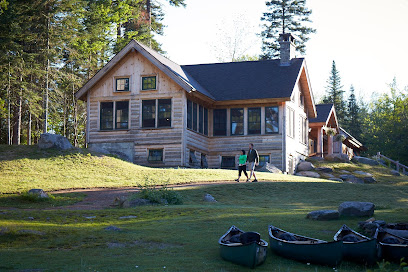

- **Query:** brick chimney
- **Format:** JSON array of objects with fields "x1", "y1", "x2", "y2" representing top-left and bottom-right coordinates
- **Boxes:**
[{"x1": 279, "y1": 33, "x2": 297, "y2": 66}]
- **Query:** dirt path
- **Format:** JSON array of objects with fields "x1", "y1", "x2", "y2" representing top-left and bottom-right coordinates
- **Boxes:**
[{"x1": 51, "y1": 181, "x2": 236, "y2": 210}]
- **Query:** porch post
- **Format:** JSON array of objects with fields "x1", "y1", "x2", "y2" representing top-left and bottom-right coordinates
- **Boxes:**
[
  {"x1": 328, "y1": 134, "x2": 333, "y2": 155},
  {"x1": 317, "y1": 127, "x2": 323, "y2": 157}
]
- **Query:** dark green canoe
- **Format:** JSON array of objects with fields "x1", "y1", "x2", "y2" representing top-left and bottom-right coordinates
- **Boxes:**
[
  {"x1": 334, "y1": 224, "x2": 378, "y2": 265},
  {"x1": 375, "y1": 228, "x2": 408, "y2": 262},
  {"x1": 268, "y1": 225, "x2": 343, "y2": 267},
  {"x1": 218, "y1": 225, "x2": 268, "y2": 268}
]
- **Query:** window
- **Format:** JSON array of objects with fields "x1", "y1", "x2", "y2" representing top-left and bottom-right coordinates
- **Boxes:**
[
  {"x1": 193, "y1": 103, "x2": 198, "y2": 131},
  {"x1": 148, "y1": 149, "x2": 163, "y2": 162},
  {"x1": 158, "y1": 99, "x2": 171, "y2": 127},
  {"x1": 265, "y1": 106, "x2": 279, "y2": 134},
  {"x1": 221, "y1": 156, "x2": 235, "y2": 169},
  {"x1": 287, "y1": 108, "x2": 295, "y2": 138},
  {"x1": 100, "y1": 102, "x2": 114, "y2": 130},
  {"x1": 300, "y1": 116, "x2": 307, "y2": 144},
  {"x1": 201, "y1": 154, "x2": 208, "y2": 168},
  {"x1": 116, "y1": 78, "x2": 129, "y2": 92},
  {"x1": 231, "y1": 108, "x2": 244, "y2": 135},
  {"x1": 213, "y1": 109, "x2": 227, "y2": 136},
  {"x1": 248, "y1": 108, "x2": 261, "y2": 134},
  {"x1": 115, "y1": 101, "x2": 129, "y2": 129},
  {"x1": 187, "y1": 100, "x2": 192, "y2": 129},
  {"x1": 142, "y1": 100, "x2": 156, "y2": 128},
  {"x1": 189, "y1": 150, "x2": 198, "y2": 166},
  {"x1": 299, "y1": 93, "x2": 305, "y2": 107},
  {"x1": 142, "y1": 76, "x2": 157, "y2": 90},
  {"x1": 204, "y1": 108, "x2": 208, "y2": 135},
  {"x1": 199, "y1": 105, "x2": 204, "y2": 134},
  {"x1": 257, "y1": 155, "x2": 270, "y2": 168}
]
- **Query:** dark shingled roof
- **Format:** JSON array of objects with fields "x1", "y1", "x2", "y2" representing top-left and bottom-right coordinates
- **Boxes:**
[
  {"x1": 181, "y1": 58, "x2": 304, "y2": 101},
  {"x1": 309, "y1": 104, "x2": 334, "y2": 123}
]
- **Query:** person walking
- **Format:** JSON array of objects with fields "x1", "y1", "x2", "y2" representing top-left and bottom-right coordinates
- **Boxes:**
[
  {"x1": 247, "y1": 143, "x2": 259, "y2": 182},
  {"x1": 235, "y1": 150, "x2": 249, "y2": 182}
]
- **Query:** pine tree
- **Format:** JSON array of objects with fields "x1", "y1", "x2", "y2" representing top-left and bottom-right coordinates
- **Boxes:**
[
  {"x1": 344, "y1": 85, "x2": 362, "y2": 139},
  {"x1": 322, "y1": 60, "x2": 346, "y2": 125},
  {"x1": 260, "y1": 0, "x2": 316, "y2": 59}
]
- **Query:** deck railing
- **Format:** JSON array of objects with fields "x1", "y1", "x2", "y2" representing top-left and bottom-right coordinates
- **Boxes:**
[{"x1": 376, "y1": 152, "x2": 408, "y2": 175}]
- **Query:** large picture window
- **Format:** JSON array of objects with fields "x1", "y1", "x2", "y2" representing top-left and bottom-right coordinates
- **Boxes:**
[
  {"x1": 142, "y1": 100, "x2": 156, "y2": 128},
  {"x1": 100, "y1": 102, "x2": 114, "y2": 130},
  {"x1": 115, "y1": 101, "x2": 129, "y2": 129},
  {"x1": 265, "y1": 106, "x2": 279, "y2": 134},
  {"x1": 142, "y1": 76, "x2": 157, "y2": 90},
  {"x1": 158, "y1": 99, "x2": 171, "y2": 127},
  {"x1": 116, "y1": 78, "x2": 129, "y2": 92},
  {"x1": 231, "y1": 108, "x2": 244, "y2": 135},
  {"x1": 248, "y1": 108, "x2": 261, "y2": 135},
  {"x1": 187, "y1": 99, "x2": 208, "y2": 135},
  {"x1": 213, "y1": 109, "x2": 227, "y2": 136}
]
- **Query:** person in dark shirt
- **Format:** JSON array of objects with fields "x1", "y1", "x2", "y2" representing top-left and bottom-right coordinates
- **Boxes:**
[{"x1": 247, "y1": 143, "x2": 259, "y2": 182}]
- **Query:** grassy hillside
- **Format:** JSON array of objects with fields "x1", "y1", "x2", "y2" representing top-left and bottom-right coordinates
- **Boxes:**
[{"x1": 0, "y1": 145, "x2": 327, "y2": 193}]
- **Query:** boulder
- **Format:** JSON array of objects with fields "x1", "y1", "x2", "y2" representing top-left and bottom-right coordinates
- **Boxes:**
[
  {"x1": 384, "y1": 229, "x2": 408, "y2": 239},
  {"x1": 339, "y1": 170, "x2": 351, "y2": 174},
  {"x1": 353, "y1": 171, "x2": 373, "y2": 177},
  {"x1": 28, "y1": 189, "x2": 49, "y2": 199},
  {"x1": 325, "y1": 153, "x2": 350, "y2": 163},
  {"x1": 38, "y1": 133, "x2": 73, "y2": 150},
  {"x1": 338, "y1": 201, "x2": 375, "y2": 217},
  {"x1": 315, "y1": 167, "x2": 333, "y2": 173},
  {"x1": 352, "y1": 156, "x2": 379, "y2": 166},
  {"x1": 306, "y1": 210, "x2": 339, "y2": 220},
  {"x1": 104, "y1": 226, "x2": 122, "y2": 232},
  {"x1": 321, "y1": 173, "x2": 335, "y2": 179},
  {"x1": 258, "y1": 162, "x2": 282, "y2": 174},
  {"x1": 329, "y1": 178, "x2": 344, "y2": 182},
  {"x1": 203, "y1": 194, "x2": 217, "y2": 202},
  {"x1": 390, "y1": 170, "x2": 401, "y2": 176},
  {"x1": 363, "y1": 177, "x2": 376, "y2": 184},
  {"x1": 297, "y1": 161, "x2": 315, "y2": 171},
  {"x1": 295, "y1": 171, "x2": 320, "y2": 178},
  {"x1": 307, "y1": 156, "x2": 325, "y2": 162},
  {"x1": 339, "y1": 175, "x2": 364, "y2": 184}
]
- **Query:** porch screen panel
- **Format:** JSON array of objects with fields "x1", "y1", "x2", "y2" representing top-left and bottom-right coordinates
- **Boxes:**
[
  {"x1": 231, "y1": 108, "x2": 244, "y2": 135},
  {"x1": 142, "y1": 100, "x2": 156, "y2": 128},
  {"x1": 213, "y1": 109, "x2": 227, "y2": 136},
  {"x1": 248, "y1": 108, "x2": 261, "y2": 134},
  {"x1": 199, "y1": 105, "x2": 204, "y2": 133},
  {"x1": 265, "y1": 106, "x2": 279, "y2": 133},
  {"x1": 115, "y1": 101, "x2": 129, "y2": 129},
  {"x1": 193, "y1": 103, "x2": 198, "y2": 131},
  {"x1": 100, "y1": 102, "x2": 114, "y2": 130},
  {"x1": 204, "y1": 108, "x2": 208, "y2": 135},
  {"x1": 158, "y1": 99, "x2": 171, "y2": 127}
]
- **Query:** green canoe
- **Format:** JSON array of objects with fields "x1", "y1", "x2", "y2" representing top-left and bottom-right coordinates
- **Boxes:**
[
  {"x1": 334, "y1": 224, "x2": 378, "y2": 265},
  {"x1": 268, "y1": 225, "x2": 343, "y2": 267},
  {"x1": 375, "y1": 228, "x2": 408, "y2": 262},
  {"x1": 218, "y1": 225, "x2": 268, "y2": 268}
]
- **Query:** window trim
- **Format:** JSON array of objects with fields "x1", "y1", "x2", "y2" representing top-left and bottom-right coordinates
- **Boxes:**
[
  {"x1": 141, "y1": 75, "x2": 157, "y2": 91},
  {"x1": 248, "y1": 107, "x2": 261, "y2": 135},
  {"x1": 213, "y1": 109, "x2": 227, "y2": 136},
  {"x1": 265, "y1": 106, "x2": 279, "y2": 134},
  {"x1": 147, "y1": 148, "x2": 164, "y2": 162},
  {"x1": 115, "y1": 101, "x2": 130, "y2": 130},
  {"x1": 141, "y1": 99, "x2": 172, "y2": 129},
  {"x1": 230, "y1": 108, "x2": 244, "y2": 136},
  {"x1": 115, "y1": 77, "x2": 130, "y2": 92},
  {"x1": 158, "y1": 99, "x2": 172, "y2": 128},
  {"x1": 100, "y1": 101, "x2": 130, "y2": 131}
]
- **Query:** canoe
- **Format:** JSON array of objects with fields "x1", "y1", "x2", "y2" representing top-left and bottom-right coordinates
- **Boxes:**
[
  {"x1": 218, "y1": 225, "x2": 268, "y2": 268},
  {"x1": 333, "y1": 224, "x2": 378, "y2": 265},
  {"x1": 268, "y1": 225, "x2": 343, "y2": 267},
  {"x1": 374, "y1": 228, "x2": 408, "y2": 262}
]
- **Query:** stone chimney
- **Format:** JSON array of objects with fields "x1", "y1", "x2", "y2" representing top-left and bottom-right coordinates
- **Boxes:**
[{"x1": 279, "y1": 33, "x2": 297, "y2": 66}]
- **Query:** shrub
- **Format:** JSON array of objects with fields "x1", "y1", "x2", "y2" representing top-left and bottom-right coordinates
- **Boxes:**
[
  {"x1": 20, "y1": 191, "x2": 55, "y2": 202},
  {"x1": 138, "y1": 178, "x2": 183, "y2": 205}
]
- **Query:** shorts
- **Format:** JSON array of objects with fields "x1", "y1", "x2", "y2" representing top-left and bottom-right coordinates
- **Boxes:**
[{"x1": 248, "y1": 161, "x2": 256, "y2": 171}]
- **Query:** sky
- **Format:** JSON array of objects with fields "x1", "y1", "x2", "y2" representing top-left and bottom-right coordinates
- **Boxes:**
[{"x1": 155, "y1": 0, "x2": 408, "y2": 102}]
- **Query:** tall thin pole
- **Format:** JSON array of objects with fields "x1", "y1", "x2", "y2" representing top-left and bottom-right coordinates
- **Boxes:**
[
  {"x1": 7, "y1": 61, "x2": 11, "y2": 145},
  {"x1": 43, "y1": 14, "x2": 50, "y2": 133}
]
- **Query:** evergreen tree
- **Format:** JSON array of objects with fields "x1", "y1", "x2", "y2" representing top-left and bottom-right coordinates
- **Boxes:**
[
  {"x1": 322, "y1": 60, "x2": 346, "y2": 125},
  {"x1": 260, "y1": 0, "x2": 315, "y2": 59},
  {"x1": 344, "y1": 85, "x2": 362, "y2": 139}
]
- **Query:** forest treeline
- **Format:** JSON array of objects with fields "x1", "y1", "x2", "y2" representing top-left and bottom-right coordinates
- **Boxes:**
[{"x1": 0, "y1": 0, "x2": 407, "y2": 166}]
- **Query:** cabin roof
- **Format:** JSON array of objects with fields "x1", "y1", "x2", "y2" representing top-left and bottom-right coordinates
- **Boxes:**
[{"x1": 309, "y1": 104, "x2": 335, "y2": 124}]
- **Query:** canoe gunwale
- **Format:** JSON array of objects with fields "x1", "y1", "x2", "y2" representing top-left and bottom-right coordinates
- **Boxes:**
[{"x1": 334, "y1": 224, "x2": 374, "y2": 243}]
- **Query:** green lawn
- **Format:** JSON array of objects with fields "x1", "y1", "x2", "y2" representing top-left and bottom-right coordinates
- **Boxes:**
[{"x1": 1, "y1": 145, "x2": 408, "y2": 271}]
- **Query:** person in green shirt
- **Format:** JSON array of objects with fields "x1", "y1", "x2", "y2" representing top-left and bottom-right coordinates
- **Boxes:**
[{"x1": 235, "y1": 150, "x2": 249, "y2": 182}]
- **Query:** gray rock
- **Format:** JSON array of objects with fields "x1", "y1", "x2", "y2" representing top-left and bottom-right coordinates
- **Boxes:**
[
  {"x1": 338, "y1": 201, "x2": 375, "y2": 217},
  {"x1": 390, "y1": 170, "x2": 401, "y2": 176},
  {"x1": 363, "y1": 177, "x2": 376, "y2": 184},
  {"x1": 339, "y1": 170, "x2": 351, "y2": 174},
  {"x1": 353, "y1": 171, "x2": 373, "y2": 177},
  {"x1": 307, "y1": 157, "x2": 325, "y2": 161},
  {"x1": 352, "y1": 156, "x2": 379, "y2": 166},
  {"x1": 296, "y1": 171, "x2": 321, "y2": 178},
  {"x1": 329, "y1": 178, "x2": 344, "y2": 182},
  {"x1": 315, "y1": 167, "x2": 333, "y2": 173},
  {"x1": 27, "y1": 217, "x2": 35, "y2": 220},
  {"x1": 339, "y1": 174, "x2": 352, "y2": 181},
  {"x1": 104, "y1": 226, "x2": 121, "y2": 232},
  {"x1": 325, "y1": 153, "x2": 350, "y2": 163},
  {"x1": 306, "y1": 210, "x2": 339, "y2": 220},
  {"x1": 384, "y1": 229, "x2": 408, "y2": 239},
  {"x1": 203, "y1": 194, "x2": 217, "y2": 202},
  {"x1": 322, "y1": 173, "x2": 335, "y2": 179},
  {"x1": 38, "y1": 133, "x2": 73, "y2": 150},
  {"x1": 18, "y1": 229, "x2": 45, "y2": 236},
  {"x1": 28, "y1": 189, "x2": 49, "y2": 199},
  {"x1": 84, "y1": 216, "x2": 96, "y2": 219},
  {"x1": 297, "y1": 161, "x2": 315, "y2": 171},
  {"x1": 339, "y1": 175, "x2": 364, "y2": 184},
  {"x1": 119, "y1": 215, "x2": 138, "y2": 219}
]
